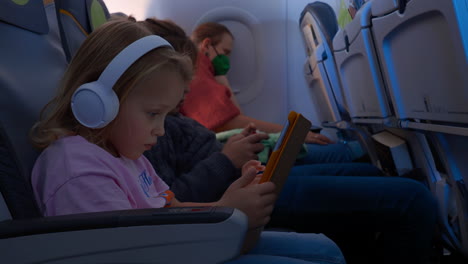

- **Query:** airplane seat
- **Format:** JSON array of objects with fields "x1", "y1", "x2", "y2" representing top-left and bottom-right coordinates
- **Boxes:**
[
  {"x1": 0, "y1": 0, "x2": 67, "y2": 221},
  {"x1": 300, "y1": 1, "x2": 347, "y2": 126},
  {"x1": 300, "y1": 1, "x2": 380, "y2": 165},
  {"x1": 368, "y1": 0, "x2": 468, "y2": 258},
  {"x1": 0, "y1": 1, "x2": 247, "y2": 262},
  {"x1": 332, "y1": 0, "x2": 394, "y2": 125},
  {"x1": 371, "y1": 0, "x2": 468, "y2": 129},
  {"x1": 55, "y1": 0, "x2": 109, "y2": 62},
  {"x1": 429, "y1": 132, "x2": 468, "y2": 258},
  {"x1": 302, "y1": 1, "x2": 339, "y2": 43}
]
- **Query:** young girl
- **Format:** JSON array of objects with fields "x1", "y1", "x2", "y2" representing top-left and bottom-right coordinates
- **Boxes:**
[{"x1": 30, "y1": 18, "x2": 345, "y2": 264}]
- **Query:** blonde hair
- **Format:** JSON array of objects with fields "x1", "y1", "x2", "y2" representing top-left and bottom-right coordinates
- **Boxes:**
[{"x1": 31, "y1": 18, "x2": 192, "y2": 151}]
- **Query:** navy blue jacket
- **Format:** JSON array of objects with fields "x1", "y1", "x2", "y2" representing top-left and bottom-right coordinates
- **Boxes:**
[{"x1": 144, "y1": 114, "x2": 240, "y2": 203}]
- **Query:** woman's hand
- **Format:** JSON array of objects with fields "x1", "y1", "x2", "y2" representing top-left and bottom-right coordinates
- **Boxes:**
[{"x1": 305, "y1": 131, "x2": 333, "y2": 145}]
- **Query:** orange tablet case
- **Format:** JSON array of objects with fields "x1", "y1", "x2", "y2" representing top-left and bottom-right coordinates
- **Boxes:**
[{"x1": 259, "y1": 111, "x2": 311, "y2": 194}]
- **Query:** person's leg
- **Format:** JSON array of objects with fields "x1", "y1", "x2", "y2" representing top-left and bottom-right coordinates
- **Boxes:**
[
  {"x1": 225, "y1": 255, "x2": 327, "y2": 264},
  {"x1": 268, "y1": 173, "x2": 438, "y2": 264},
  {"x1": 225, "y1": 231, "x2": 346, "y2": 264},
  {"x1": 289, "y1": 163, "x2": 384, "y2": 177},
  {"x1": 296, "y1": 141, "x2": 365, "y2": 165},
  {"x1": 274, "y1": 161, "x2": 383, "y2": 259}
]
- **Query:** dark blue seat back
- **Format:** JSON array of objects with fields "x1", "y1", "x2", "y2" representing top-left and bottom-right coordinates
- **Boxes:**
[
  {"x1": 300, "y1": 1, "x2": 338, "y2": 48},
  {"x1": 55, "y1": 0, "x2": 109, "y2": 62}
]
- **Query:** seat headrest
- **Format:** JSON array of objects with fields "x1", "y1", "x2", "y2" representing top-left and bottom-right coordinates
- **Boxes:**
[
  {"x1": 55, "y1": 0, "x2": 110, "y2": 61},
  {"x1": 300, "y1": 2, "x2": 339, "y2": 46},
  {"x1": 0, "y1": 0, "x2": 49, "y2": 34}
]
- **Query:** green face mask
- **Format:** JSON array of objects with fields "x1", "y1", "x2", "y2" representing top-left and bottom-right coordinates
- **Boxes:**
[{"x1": 211, "y1": 46, "x2": 230, "y2": 76}]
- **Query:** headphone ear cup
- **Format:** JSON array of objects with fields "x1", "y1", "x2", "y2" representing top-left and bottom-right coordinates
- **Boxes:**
[{"x1": 71, "y1": 81, "x2": 119, "y2": 129}]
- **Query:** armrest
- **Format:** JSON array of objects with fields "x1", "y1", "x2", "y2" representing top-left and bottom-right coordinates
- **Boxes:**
[
  {"x1": 0, "y1": 206, "x2": 236, "y2": 238},
  {"x1": 322, "y1": 120, "x2": 352, "y2": 130},
  {"x1": 0, "y1": 207, "x2": 247, "y2": 263}
]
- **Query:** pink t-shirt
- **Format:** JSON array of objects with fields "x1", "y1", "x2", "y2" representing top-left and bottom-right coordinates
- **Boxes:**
[{"x1": 31, "y1": 135, "x2": 171, "y2": 216}]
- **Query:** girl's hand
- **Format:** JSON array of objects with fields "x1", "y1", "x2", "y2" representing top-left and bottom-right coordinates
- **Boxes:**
[
  {"x1": 242, "y1": 160, "x2": 265, "y2": 175},
  {"x1": 221, "y1": 126, "x2": 268, "y2": 168},
  {"x1": 217, "y1": 165, "x2": 276, "y2": 229},
  {"x1": 242, "y1": 160, "x2": 265, "y2": 186}
]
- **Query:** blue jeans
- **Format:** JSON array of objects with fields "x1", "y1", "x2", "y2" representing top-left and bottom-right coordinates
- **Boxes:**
[
  {"x1": 225, "y1": 231, "x2": 346, "y2": 264},
  {"x1": 269, "y1": 163, "x2": 438, "y2": 264},
  {"x1": 296, "y1": 142, "x2": 365, "y2": 165}
]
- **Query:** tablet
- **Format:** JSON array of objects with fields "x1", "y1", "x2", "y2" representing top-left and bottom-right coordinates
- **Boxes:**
[{"x1": 259, "y1": 111, "x2": 311, "y2": 194}]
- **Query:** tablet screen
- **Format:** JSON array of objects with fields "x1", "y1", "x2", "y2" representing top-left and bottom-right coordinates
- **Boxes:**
[{"x1": 272, "y1": 120, "x2": 289, "y2": 152}]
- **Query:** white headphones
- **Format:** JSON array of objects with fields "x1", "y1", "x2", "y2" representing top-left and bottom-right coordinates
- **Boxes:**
[{"x1": 71, "y1": 35, "x2": 173, "y2": 129}]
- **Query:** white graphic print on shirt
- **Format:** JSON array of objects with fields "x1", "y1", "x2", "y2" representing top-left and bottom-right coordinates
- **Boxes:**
[{"x1": 138, "y1": 170, "x2": 154, "y2": 198}]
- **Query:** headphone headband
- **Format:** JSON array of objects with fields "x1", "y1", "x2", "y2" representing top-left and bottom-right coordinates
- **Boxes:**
[
  {"x1": 99, "y1": 35, "x2": 173, "y2": 89},
  {"x1": 71, "y1": 35, "x2": 174, "y2": 129}
]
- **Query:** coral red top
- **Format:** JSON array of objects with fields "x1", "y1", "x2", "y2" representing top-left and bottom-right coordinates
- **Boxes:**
[{"x1": 180, "y1": 52, "x2": 240, "y2": 130}]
